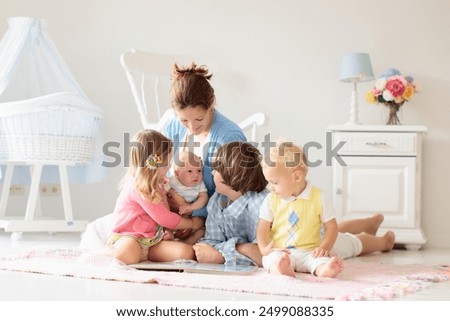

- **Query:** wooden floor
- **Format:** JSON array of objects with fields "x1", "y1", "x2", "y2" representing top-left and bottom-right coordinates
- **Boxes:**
[{"x1": 0, "y1": 231, "x2": 449, "y2": 301}]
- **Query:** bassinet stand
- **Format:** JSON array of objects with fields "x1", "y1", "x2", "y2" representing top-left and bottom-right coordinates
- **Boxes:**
[{"x1": 0, "y1": 161, "x2": 88, "y2": 239}]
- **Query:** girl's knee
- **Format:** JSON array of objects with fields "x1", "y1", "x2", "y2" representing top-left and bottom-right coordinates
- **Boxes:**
[
  {"x1": 110, "y1": 237, "x2": 142, "y2": 264},
  {"x1": 114, "y1": 250, "x2": 140, "y2": 265}
]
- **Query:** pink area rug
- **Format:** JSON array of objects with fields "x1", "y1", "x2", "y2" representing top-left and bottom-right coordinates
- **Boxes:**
[{"x1": 0, "y1": 247, "x2": 448, "y2": 300}]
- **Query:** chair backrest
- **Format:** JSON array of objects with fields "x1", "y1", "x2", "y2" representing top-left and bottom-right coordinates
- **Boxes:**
[
  {"x1": 120, "y1": 49, "x2": 268, "y2": 141},
  {"x1": 237, "y1": 112, "x2": 267, "y2": 142},
  {"x1": 120, "y1": 49, "x2": 182, "y2": 131}
]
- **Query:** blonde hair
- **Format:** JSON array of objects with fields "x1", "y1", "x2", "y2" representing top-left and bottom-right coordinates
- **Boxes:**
[
  {"x1": 125, "y1": 129, "x2": 172, "y2": 203},
  {"x1": 174, "y1": 151, "x2": 202, "y2": 170},
  {"x1": 171, "y1": 63, "x2": 215, "y2": 111},
  {"x1": 268, "y1": 139, "x2": 308, "y2": 174}
]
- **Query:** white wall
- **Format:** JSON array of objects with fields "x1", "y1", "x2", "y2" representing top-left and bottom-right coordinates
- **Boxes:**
[{"x1": 1, "y1": 0, "x2": 449, "y2": 248}]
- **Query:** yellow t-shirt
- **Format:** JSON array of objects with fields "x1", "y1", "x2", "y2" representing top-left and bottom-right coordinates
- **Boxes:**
[{"x1": 269, "y1": 186, "x2": 323, "y2": 250}]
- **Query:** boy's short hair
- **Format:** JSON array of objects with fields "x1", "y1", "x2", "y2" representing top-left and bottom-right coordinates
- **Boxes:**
[
  {"x1": 212, "y1": 141, "x2": 267, "y2": 194},
  {"x1": 269, "y1": 140, "x2": 308, "y2": 173}
]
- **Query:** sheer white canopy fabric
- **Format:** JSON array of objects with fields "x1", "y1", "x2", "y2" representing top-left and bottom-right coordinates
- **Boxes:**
[
  {"x1": 0, "y1": 17, "x2": 85, "y2": 101},
  {"x1": 0, "y1": 17, "x2": 104, "y2": 184}
]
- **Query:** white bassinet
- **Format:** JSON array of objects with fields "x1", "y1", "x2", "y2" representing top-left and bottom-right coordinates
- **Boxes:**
[
  {"x1": 0, "y1": 17, "x2": 103, "y2": 236},
  {"x1": 0, "y1": 92, "x2": 102, "y2": 162}
]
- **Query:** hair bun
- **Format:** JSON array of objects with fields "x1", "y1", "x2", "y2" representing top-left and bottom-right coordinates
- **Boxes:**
[{"x1": 173, "y1": 63, "x2": 212, "y2": 80}]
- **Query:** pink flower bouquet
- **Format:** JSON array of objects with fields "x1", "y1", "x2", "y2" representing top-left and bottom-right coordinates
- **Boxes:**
[{"x1": 366, "y1": 68, "x2": 417, "y2": 125}]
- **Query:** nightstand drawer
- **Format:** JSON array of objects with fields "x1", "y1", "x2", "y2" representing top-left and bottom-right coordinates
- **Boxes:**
[{"x1": 333, "y1": 132, "x2": 417, "y2": 156}]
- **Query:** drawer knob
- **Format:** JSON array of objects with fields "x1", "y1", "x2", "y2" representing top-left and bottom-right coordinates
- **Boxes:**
[
  {"x1": 366, "y1": 142, "x2": 387, "y2": 146},
  {"x1": 336, "y1": 188, "x2": 343, "y2": 195}
]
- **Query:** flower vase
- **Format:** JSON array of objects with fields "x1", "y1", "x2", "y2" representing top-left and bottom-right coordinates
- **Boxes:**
[{"x1": 385, "y1": 102, "x2": 403, "y2": 125}]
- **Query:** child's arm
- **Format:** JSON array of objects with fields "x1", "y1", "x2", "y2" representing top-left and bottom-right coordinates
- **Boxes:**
[
  {"x1": 167, "y1": 188, "x2": 189, "y2": 211},
  {"x1": 179, "y1": 191, "x2": 209, "y2": 215},
  {"x1": 167, "y1": 188, "x2": 189, "y2": 207},
  {"x1": 313, "y1": 218, "x2": 339, "y2": 257},
  {"x1": 256, "y1": 219, "x2": 275, "y2": 256},
  {"x1": 136, "y1": 193, "x2": 203, "y2": 231},
  {"x1": 176, "y1": 215, "x2": 204, "y2": 230}
]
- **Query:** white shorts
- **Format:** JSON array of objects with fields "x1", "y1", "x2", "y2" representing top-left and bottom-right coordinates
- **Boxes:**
[
  {"x1": 262, "y1": 249, "x2": 330, "y2": 274},
  {"x1": 331, "y1": 232, "x2": 362, "y2": 259}
]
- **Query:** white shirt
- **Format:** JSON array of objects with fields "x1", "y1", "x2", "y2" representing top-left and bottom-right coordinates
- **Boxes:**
[{"x1": 167, "y1": 176, "x2": 207, "y2": 203}]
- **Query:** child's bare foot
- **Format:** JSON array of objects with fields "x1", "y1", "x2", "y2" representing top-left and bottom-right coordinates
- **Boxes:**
[
  {"x1": 314, "y1": 257, "x2": 344, "y2": 278},
  {"x1": 193, "y1": 242, "x2": 225, "y2": 264},
  {"x1": 269, "y1": 253, "x2": 296, "y2": 277},
  {"x1": 382, "y1": 231, "x2": 395, "y2": 252},
  {"x1": 236, "y1": 243, "x2": 263, "y2": 267}
]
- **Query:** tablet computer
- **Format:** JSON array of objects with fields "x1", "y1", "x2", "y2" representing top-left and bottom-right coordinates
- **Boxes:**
[{"x1": 130, "y1": 260, "x2": 258, "y2": 275}]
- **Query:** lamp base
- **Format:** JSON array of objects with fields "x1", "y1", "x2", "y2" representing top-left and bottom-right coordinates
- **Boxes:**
[{"x1": 345, "y1": 85, "x2": 361, "y2": 126}]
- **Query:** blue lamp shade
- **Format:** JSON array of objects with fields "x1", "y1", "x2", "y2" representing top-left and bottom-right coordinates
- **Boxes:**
[{"x1": 339, "y1": 53, "x2": 374, "y2": 82}]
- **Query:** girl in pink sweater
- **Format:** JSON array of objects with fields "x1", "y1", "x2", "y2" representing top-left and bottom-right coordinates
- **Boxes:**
[{"x1": 107, "y1": 129, "x2": 204, "y2": 264}]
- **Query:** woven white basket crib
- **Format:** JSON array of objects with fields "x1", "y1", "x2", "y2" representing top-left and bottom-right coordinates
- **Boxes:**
[
  {"x1": 0, "y1": 93, "x2": 102, "y2": 162},
  {"x1": 0, "y1": 92, "x2": 103, "y2": 236},
  {"x1": 0, "y1": 136, "x2": 95, "y2": 162}
]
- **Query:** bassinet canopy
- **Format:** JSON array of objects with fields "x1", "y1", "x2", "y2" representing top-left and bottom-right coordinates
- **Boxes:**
[{"x1": 0, "y1": 17, "x2": 103, "y2": 184}]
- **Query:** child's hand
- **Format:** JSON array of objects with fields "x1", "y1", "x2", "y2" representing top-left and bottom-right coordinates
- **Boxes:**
[
  {"x1": 191, "y1": 217, "x2": 205, "y2": 230},
  {"x1": 179, "y1": 204, "x2": 192, "y2": 215},
  {"x1": 260, "y1": 240, "x2": 289, "y2": 256},
  {"x1": 162, "y1": 230, "x2": 175, "y2": 241},
  {"x1": 311, "y1": 247, "x2": 330, "y2": 258}
]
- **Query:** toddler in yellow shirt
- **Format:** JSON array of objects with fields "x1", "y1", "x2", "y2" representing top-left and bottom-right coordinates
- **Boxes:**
[{"x1": 257, "y1": 140, "x2": 344, "y2": 278}]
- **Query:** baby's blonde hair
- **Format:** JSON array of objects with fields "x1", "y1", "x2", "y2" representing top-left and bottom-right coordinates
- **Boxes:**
[
  {"x1": 125, "y1": 129, "x2": 172, "y2": 203},
  {"x1": 268, "y1": 139, "x2": 308, "y2": 174},
  {"x1": 174, "y1": 151, "x2": 202, "y2": 170}
]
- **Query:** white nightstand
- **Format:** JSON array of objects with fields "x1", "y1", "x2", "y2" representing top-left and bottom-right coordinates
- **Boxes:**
[{"x1": 328, "y1": 125, "x2": 427, "y2": 250}]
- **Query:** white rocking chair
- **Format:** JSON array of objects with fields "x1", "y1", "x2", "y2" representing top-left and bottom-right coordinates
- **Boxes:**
[{"x1": 120, "y1": 49, "x2": 267, "y2": 141}]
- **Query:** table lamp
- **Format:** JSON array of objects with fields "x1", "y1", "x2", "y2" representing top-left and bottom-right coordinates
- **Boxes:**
[{"x1": 339, "y1": 53, "x2": 374, "y2": 125}]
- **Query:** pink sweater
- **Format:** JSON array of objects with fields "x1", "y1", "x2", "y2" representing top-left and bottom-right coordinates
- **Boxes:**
[{"x1": 112, "y1": 176, "x2": 181, "y2": 238}]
